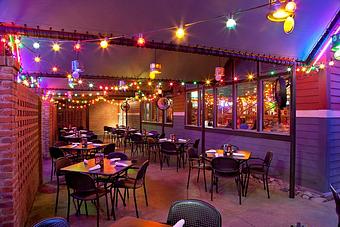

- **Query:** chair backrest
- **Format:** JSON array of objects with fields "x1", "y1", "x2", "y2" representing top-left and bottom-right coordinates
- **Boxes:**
[
  {"x1": 264, "y1": 151, "x2": 274, "y2": 167},
  {"x1": 330, "y1": 184, "x2": 340, "y2": 216},
  {"x1": 159, "y1": 132, "x2": 165, "y2": 139},
  {"x1": 49, "y1": 147, "x2": 65, "y2": 160},
  {"x1": 135, "y1": 160, "x2": 150, "y2": 183},
  {"x1": 103, "y1": 143, "x2": 115, "y2": 155},
  {"x1": 33, "y1": 217, "x2": 69, "y2": 227},
  {"x1": 55, "y1": 157, "x2": 72, "y2": 175},
  {"x1": 211, "y1": 157, "x2": 240, "y2": 174},
  {"x1": 130, "y1": 133, "x2": 143, "y2": 142},
  {"x1": 221, "y1": 144, "x2": 239, "y2": 151},
  {"x1": 161, "y1": 141, "x2": 177, "y2": 152},
  {"x1": 90, "y1": 139, "x2": 103, "y2": 143},
  {"x1": 54, "y1": 141, "x2": 68, "y2": 147},
  {"x1": 187, "y1": 147, "x2": 199, "y2": 159},
  {"x1": 107, "y1": 152, "x2": 128, "y2": 160},
  {"x1": 65, "y1": 172, "x2": 97, "y2": 193},
  {"x1": 193, "y1": 139, "x2": 200, "y2": 149},
  {"x1": 116, "y1": 129, "x2": 125, "y2": 136},
  {"x1": 166, "y1": 199, "x2": 222, "y2": 227}
]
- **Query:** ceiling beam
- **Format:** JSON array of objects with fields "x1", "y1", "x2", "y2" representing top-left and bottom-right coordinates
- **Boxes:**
[{"x1": 0, "y1": 23, "x2": 296, "y2": 65}]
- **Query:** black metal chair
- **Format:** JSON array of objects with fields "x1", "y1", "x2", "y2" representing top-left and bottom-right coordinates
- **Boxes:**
[
  {"x1": 55, "y1": 157, "x2": 72, "y2": 214},
  {"x1": 103, "y1": 143, "x2": 115, "y2": 155},
  {"x1": 244, "y1": 151, "x2": 273, "y2": 198},
  {"x1": 107, "y1": 152, "x2": 128, "y2": 160},
  {"x1": 49, "y1": 147, "x2": 66, "y2": 181},
  {"x1": 65, "y1": 172, "x2": 110, "y2": 227},
  {"x1": 33, "y1": 217, "x2": 69, "y2": 227},
  {"x1": 210, "y1": 157, "x2": 242, "y2": 204},
  {"x1": 90, "y1": 139, "x2": 103, "y2": 144},
  {"x1": 160, "y1": 141, "x2": 183, "y2": 172},
  {"x1": 103, "y1": 126, "x2": 110, "y2": 141},
  {"x1": 115, "y1": 129, "x2": 126, "y2": 148},
  {"x1": 166, "y1": 199, "x2": 222, "y2": 227},
  {"x1": 146, "y1": 137, "x2": 158, "y2": 161},
  {"x1": 113, "y1": 160, "x2": 150, "y2": 218},
  {"x1": 330, "y1": 184, "x2": 340, "y2": 227},
  {"x1": 130, "y1": 133, "x2": 144, "y2": 158},
  {"x1": 187, "y1": 147, "x2": 211, "y2": 192}
]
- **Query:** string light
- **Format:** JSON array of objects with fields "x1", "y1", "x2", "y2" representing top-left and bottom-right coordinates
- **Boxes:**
[
  {"x1": 319, "y1": 63, "x2": 325, "y2": 69},
  {"x1": 1, "y1": 38, "x2": 6, "y2": 43},
  {"x1": 226, "y1": 18, "x2": 237, "y2": 30},
  {"x1": 175, "y1": 26, "x2": 185, "y2": 39},
  {"x1": 247, "y1": 73, "x2": 254, "y2": 80},
  {"x1": 33, "y1": 42, "x2": 40, "y2": 49},
  {"x1": 100, "y1": 39, "x2": 108, "y2": 49},
  {"x1": 137, "y1": 34, "x2": 145, "y2": 46},
  {"x1": 89, "y1": 83, "x2": 94, "y2": 88},
  {"x1": 285, "y1": 1, "x2": 297, "y2": 13},
  {"x1": 234, "y1": 76, "x2": 238, "y2": 81},
  {"x1": 52, "y1": 42, "x2": 61, "y2": 52},
  {"x1": 287, "y1": 67, "x2": 292, "y2": 72},
  {"x1": 74, "y1": 42, "x2": 81, "y2": 51},
  {"x1": 329, "y1": 60, "x2": 335, "y2": 66},
  {"x1": 52, "y1": 66, "x2": 58, "y2": 72},
  {"x1": 78, "y1": 79, "x2": 83, "y2": 84},
  {"x1": 14, "y1": 38, "x2": 21, "y2": 45},
  {"x1": 34, "y1": 56, "x2": 41, "y2": 63},
  {"x1": 206, "y1": 80, "x2": 211, "y2": 85}
]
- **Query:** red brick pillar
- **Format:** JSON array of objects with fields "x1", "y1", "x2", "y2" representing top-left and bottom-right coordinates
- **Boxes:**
[
  {"x1": 41, "y1": 100, "x2": 57, "y2": 158},
  {"x1": 0, "y1": 57, "x2": 19, "y2": 226}
]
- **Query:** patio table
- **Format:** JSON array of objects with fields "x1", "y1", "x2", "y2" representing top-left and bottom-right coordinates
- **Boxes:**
[
  {"x1": 109, "y1": 216, "x2": 170, "y2": 227},
  {"x1": 59, "y1": 143, "x2": 108, "y2": 159}
]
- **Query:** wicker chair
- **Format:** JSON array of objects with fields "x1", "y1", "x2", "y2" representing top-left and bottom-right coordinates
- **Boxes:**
[
  {"x1": 55, "y1": 157, "x2": 72, "y2": 214},
  {"x1": 330, "y1": 184, "x2": 340, "y2": 227},
  {"x1": 65, "y1": 172, "x2": 110, "y2": 227},
  {"x1": 244, "y1": 151, "x2": 273, "y2": 198},
  {"x1": 33, "y1": 217, "x2": 69, "y2": 227},
  {"x1": 166, "y1": 199, "x2": 222, "y2": 227},
  {"x1": 211, "y1": 157, "x2": 242, "y2": 204},
  {"x1": 113, "y1": 160, "x2": 150, "y2": 218}
]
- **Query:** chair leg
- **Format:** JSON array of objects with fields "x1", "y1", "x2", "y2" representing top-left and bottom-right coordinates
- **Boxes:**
[
  {"x1": 96, "y1": 198, "x2": 100, "y2": 227},
  {"x1": 133, "y1": 189, "x2": 139, "y2": 218},
  {"x1": 265, "y1": 174, "x2": 270, "y2": 199},
  {"x1": 176, "y1": 155, "x2": 179, "y2": 172},
  {"x1": 245, "y1": 172, "x2": 250, "y2": 197},
  {"x1": 236, "y1": 176, "x2": 242, "y2": 205},
  {"x1": 262, "y1": 174, "x2": 266, "y2": 190},
  {"x1": 143, "y1": 182, "x2": 148, "y2": 206},
  {"x1": 55, "y1": 176, "x2": 60, "y2": 214},
  {"x1": 110, "y1": 188, "x2": 116, "y2": 220},
  {"x1": 85, "y1": 201, "x2": 88, "y2": 216},
  {"x1": 210, "y1": 171, "x2": 214, "y2": 201},
  {"x1": 67, "y1": 190, "x2": 71, "y2": 222},
  {"x1": 197, "y1": 166, "x2": 201, "y2": 183},
  {"x1": 105, "y1": 193, "x2": 110, "y2": 220},
  {"x1": 203, "y1": 166, "x2": 207, "y2": 192},
  {"x1": 50, "y1": 160, "x2": 54, "y2": 182},
  {"x1": 187, "y1": 165, "x2": 191, "y2": 190},
  {"x1": 216, "y1": 177, "x2": 219, "y2": 193}
]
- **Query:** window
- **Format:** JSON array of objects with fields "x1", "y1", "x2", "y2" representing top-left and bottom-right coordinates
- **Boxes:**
[
  {"x1": 204, "y1": 89, "x2": 214, "y2": 128},
  {"x1": 216, "y1": 86, "x2": 233, "y2": 128},
  {"x1": 237, "y1": 82, "x2": 257, "y2": 130},
  {"x1": 263, "y1": 78, "x2": 290, "y2": 134},
  {"x1": 142, "y1": 100, "x2": 173, "y2": 124},
  {"x1": 186, "y1": 91, "x2": 199, "y2": 126}
]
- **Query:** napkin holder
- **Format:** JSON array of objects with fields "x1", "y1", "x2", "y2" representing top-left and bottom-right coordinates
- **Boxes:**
[{"x1": 95, "y1": 153, "x2": 104, "y2": 168}]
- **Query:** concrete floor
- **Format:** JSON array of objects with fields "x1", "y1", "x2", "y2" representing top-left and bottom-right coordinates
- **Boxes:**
[{"x1": 26, "y1": 147, "x2": 338, "y2": 227}]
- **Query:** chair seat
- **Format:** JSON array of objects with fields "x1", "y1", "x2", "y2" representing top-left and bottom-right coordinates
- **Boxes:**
[
  {"x1": 246, "y1": 164, "x2": 266, "y2": 174},
  {"x1": 214, "y1": 170, "x2": 240, "y2": 178},
  {"x1": 71, "y1": 188, "x2": 107, "y2": 201},
  {"x1": 114, "y1": 178, "x2": 142, "y2": 189}
]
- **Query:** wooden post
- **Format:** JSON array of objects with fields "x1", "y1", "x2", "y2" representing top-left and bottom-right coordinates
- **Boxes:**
[
  {"x1": 289, "y1": 63, "x2": 297, "y2": 198},
  {"x1": 139, "y1": 101, "x2": 142, "y2": 132},
  {"x1": 232, "y1": 59, "x2": 237, "y2": 129},
  {"x1": 257, "y1": 61, "x2": 263, "y2": 131},
  {"x1": 125, "y1": 110, "x2": 128, "y2": 127}
]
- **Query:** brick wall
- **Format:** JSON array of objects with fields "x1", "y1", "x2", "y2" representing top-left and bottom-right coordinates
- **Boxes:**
[
  {"x1": 0, "y1": 58, "x2": 41, "y2": 226},
  {"x1": 42, "y1": 101, "x2": 57, "y2": 158},
  {"x1": 89, "y1": 102, "x2": 120, "y2": 135},
  {"x1": 57, "y1": 108, "x2": 86, "y2": 129}
]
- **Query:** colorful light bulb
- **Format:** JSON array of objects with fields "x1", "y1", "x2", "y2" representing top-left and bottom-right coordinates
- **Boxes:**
[
  {"x1": 226, "y1": 18, "x2": 237, "y2": 30},
  {"x1": 175, "y1": 27, "x2": 185, "y2": 39},
  {"x1": 33, "y1": 42, "x2": 40, "y2": 49},
  {"x1": 52, "y1": 43, "x2": 60, "y2": 52},
  {"x1": 52, "y1": 66, "x2": 58, "y2": 72},
  {"x1": 137, "y1": 35, "x2": 145, "y2": 46},
  {"x1": 34, "y1": 56, "x2": 41, "y2": 63},
  {"x1": 100, "y1": 39, "x2": 108, "y2": 49}
]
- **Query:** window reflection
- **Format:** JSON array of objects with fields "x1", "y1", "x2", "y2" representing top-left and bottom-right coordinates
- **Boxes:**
[
  {"x1": 204, "y1": 89, "x2": 214, "y2": 128},
  {"x1": 263, "y1": 78, "x2": 290, "y2": 134},
  {"x1": 186, "y1": 91, "x2": 199, "y2": 126},
  {"x1": 217, "y1": 86, "x2": 232, "y2": 128},
  {"x1": 237, "y1": 82, "x2": 257, "y2": 130}
]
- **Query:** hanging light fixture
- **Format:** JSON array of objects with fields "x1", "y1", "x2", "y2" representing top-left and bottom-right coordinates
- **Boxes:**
[
  {"x1": 267, "y1": 0, "x2": 296, "y2": 22},
  {"x1": 283, "y1": 16, "x2": 295, "y2": 34}
]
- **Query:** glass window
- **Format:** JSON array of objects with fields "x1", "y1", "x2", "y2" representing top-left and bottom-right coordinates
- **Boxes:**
[
  {"x1": 166, "y1": 99, "x2": 173, "y2": 123},
  {"x1": 204, "y1": 89, "x2": 214, "y2": 128},
  {"x1": 143, "y1": 102, "x2": 151, "y2": 121},
  {"x1": 237, "y1": 82, "x2": 257, "y2": 130},
  {"x1": 263, "y1": 77, "x2": 290, "y2": 134},
  {"x1": 216, "y1": 86, "x2": 233, "y2": 128},
  {"x1": 157, "y1": 108, "x2": 163, "y2": 123},
  {"x1": 186, "y1": 91, "x2": 199, "y2": 126}
]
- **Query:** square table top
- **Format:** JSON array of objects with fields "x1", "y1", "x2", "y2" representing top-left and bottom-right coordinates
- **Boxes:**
[
  {"x1": 61, "y1": 158, "x2": 132, "y2": 176},
  {"x1": 109, "y1": 216, "x2": 170, "y2": 227},
  {"x1": 59, "y1": 143, "x2": 108, "y2": 150},
  {"x1": 158, "y1": 138, "x2": 190, "y2": 144},
  {"x1": 204, "y1": 149, "x2": 252, "y2": 161}
]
